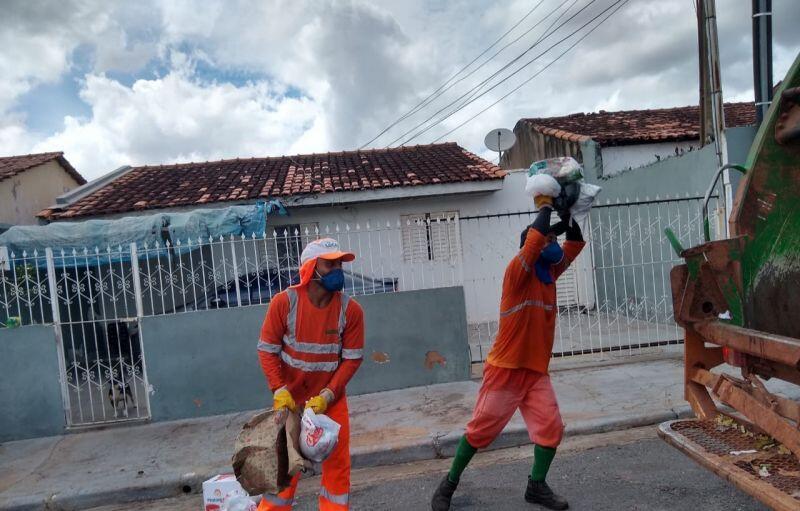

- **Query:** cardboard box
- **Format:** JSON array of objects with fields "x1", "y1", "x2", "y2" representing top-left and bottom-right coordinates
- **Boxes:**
[{"x1": 202, "y1": 474, "x2": 259, "y2": 511}]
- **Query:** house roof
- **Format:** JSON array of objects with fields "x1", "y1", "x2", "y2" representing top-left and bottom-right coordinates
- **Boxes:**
[
  {"x1": 43, "y1": 142, "x2": 504, "y2": 219},
  {"x1": 0, "y1": 152, "x2": 86, "y2": 185},
  {"x1": 518, "y1": 102, "x2": 756, "y2": 147}
]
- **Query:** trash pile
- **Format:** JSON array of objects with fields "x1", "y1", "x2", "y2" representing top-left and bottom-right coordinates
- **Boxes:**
[
  {"x1": 526, "y1": 157, "x2": 602, "y2": 222},
  {"x1": 206, "y1": 406, "x2": 342, "y2": 509}
]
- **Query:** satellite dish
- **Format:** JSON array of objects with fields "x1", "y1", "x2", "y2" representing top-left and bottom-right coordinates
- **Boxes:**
[{"x1": 484, "y1": 128, "x2": 516, "y2": 152}]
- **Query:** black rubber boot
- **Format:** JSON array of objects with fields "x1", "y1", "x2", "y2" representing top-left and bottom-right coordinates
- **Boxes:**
[
  {"x1": 431, "y1": 476, "x2": 458, "y2": 511},
  {"x1": 525, "y1": 478, "x2": 569, "y2": 510}
]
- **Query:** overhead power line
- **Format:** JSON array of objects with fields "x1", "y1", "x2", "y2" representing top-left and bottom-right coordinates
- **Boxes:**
[
  {"x1": 387, "y1": 0, "x2": 602, "y2": 148},
  {"x1": 432, "y1": 0, "x2": 630, "y2": 143},
  {"x1": 442, "y1": 0, "x2": 580, "y2": 123},
  {"x1": 397, "y1": 0, "x2": 626, "y2": 147},
  {"x1": 357, "y1": 0, "x2": 548, "y2": 150}
]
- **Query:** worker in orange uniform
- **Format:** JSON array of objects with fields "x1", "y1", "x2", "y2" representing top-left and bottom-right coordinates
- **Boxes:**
[
  {"x1": 257, "y1": 237, "x2": 365, "y2": 511},
  {"x1": 431, "y1": 180, "x2": 585, "y2": 511}
]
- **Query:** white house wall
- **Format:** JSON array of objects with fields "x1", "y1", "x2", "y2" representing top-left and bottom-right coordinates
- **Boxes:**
[
  {"x1": 601, "y1": 141, "x2": 699, "y2": 176},
  {"x1": 269, "y1": 171, "x2": 594, "y2": 324}
]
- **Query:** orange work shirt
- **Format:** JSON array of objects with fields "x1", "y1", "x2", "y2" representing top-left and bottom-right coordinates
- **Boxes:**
[
  {"x1": 258, "y1": 286, "x2": 365, "y2": 404},
  {"x1": 486, "y1": 228, "x2": 585, "y2": 374}
]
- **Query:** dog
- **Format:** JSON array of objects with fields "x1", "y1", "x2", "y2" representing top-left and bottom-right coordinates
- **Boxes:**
[{"x1": 108, "y1": 382, "x2": 136, "y2": 417}]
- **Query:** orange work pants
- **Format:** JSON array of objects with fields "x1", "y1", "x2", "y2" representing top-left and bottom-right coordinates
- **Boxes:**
[{"x1": 465, "y1": 364, "x2": 564, "y2": 449}]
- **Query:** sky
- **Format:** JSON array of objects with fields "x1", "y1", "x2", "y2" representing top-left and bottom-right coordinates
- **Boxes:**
[{"x1": 1, "y1": 0, "x2": 799, "y2": 180}]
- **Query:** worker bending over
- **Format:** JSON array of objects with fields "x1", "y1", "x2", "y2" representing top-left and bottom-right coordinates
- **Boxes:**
[
  {"x1": 432, "y1": 187, "x2": 585, "y2": 510},
  {"x1": 257, "y1": 238, "x2": 365, "y2": 511}
]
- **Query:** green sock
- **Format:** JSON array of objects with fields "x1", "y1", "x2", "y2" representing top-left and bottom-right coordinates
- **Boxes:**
[
  {"x1": 531, "y1": 445, "x2": 557, "y2": 482},
  {"x1": 448, "y1": 436, "x2": 478, "y2": 483}
]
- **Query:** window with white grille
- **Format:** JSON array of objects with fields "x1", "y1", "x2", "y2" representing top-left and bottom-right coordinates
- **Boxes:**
[{"x1": 401, "y1": 212, "x2": 461, "y2": 263}]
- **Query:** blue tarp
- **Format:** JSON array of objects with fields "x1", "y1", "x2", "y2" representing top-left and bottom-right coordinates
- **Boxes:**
[{"x1": 0, "y1": 199, "x2": 288, "y2": 267}]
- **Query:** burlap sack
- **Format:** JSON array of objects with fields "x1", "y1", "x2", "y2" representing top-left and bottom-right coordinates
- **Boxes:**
[{"x1": 232, "y1": 409, "x2": 311, "y2": 495}]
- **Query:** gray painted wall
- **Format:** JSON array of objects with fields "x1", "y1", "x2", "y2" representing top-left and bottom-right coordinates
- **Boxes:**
[
  {"x1": 347, "y1": 287, "x2": 470, "y2": 395},
  {"x1": 141, "y1": 287, "x2": 469, "y2": 421},
  {"x1": 0, "y1": 325, "x2": 65, "y2": 441},
  {"x1": 586, "y1": 144, "x2": 719, "y2": 200},
  {"x1": 581, "y1": 127, "x2": 757, "y2": 201}
]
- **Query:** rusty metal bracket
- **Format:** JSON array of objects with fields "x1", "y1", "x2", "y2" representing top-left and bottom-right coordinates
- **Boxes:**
[
  {"x1": 694, "y1": 322, "x2": 800, "y2": 368},
  {"x1": 689, "y1": 367, "x2": 800, "y2": 458}
]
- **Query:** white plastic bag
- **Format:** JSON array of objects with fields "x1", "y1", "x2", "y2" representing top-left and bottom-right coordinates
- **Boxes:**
[
  {"x1": 525, "y1": 173, "x2": 562, "y2": 198},
  {"x1": 299, "y1": 409, "x2": 341, "y2": 463},
  {"x1": 223, "y1": 493, "x2": 257, "y2": 511},
  {"x1": 569, "y1": 183, "x2": 602, "y2": 223},
  {"x1": 528, "y1": 157, "x2": 583, "y2": 183}
]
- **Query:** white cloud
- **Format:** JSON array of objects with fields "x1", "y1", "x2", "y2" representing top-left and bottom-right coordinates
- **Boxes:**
[
  {"x1": 30, "y1": 59, "x2": 319, "y2": 178},
  {"x1": 1, "y1": 0, "x2": 799, "y2": 180},
  {"x1": 0, "y1": 1, "x2": 161, "y2": 111}
]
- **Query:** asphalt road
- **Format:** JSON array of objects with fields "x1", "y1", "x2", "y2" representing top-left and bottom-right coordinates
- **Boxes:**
[
  {"x1": 88, "y1": 428, "x2": 767, "y2": 511},
  {"x1": 336, "y1": 439, "x2": 766, "y2": 511}
]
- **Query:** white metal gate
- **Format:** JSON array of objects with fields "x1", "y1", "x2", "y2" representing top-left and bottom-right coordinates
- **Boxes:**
[{"x1": 48, "y1": 246, "x2": 151, "y2": 427}]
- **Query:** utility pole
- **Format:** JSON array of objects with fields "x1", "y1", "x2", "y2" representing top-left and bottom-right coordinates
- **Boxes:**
[
  {"x1": 752, "y1": 0, "x2": 773, "y2": 125},
  {"x1": 697, "y1": 0, "x2": 731, "y2": 237}
]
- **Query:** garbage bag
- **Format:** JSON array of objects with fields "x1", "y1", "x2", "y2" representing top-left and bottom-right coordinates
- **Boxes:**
[
  {"x1": 553, "y1": 181, "x2": 581, "y2": 213},
  {"x1": 526, "y1": 156, "x2": 601, "y2": 219},
  {"x1": 569, "y1": 183, "x2": 602, "y2": 223},
  {"x1": 299, "y1": 408, "x2": 341, "y2": 463},
  {"x1": 528, "y1": 157, "x2": 584, "y2": 184},
  {"x1": 222, "y1": 493, "x2": 257, "y2": 511},
  {"x1": 525, "y1": 174, "x2": 562, "y2": 198}
]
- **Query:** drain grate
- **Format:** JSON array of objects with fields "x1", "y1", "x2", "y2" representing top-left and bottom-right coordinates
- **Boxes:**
[{"x1": 670, "y1": 418, "x2": 800, "y2": 501}]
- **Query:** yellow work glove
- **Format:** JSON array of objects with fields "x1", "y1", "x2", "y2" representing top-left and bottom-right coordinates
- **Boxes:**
[
  {"x1": 273, "y1": 387, "x2": 296, "y2": 412},
  {"x1": 305, "y1": 388, "x2": 335, "y2": 414},
  {"x1": 534, "y1": 195, "x2": 554, "y2": 210}
]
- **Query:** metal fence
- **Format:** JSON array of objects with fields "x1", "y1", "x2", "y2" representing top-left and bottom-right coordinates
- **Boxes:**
[
  {"x1": 0, "y1": 220, "x2": 461, "y2": 327},
  {"x1": 463, "y1": 195, "x2": 723, "y2": 362},
  {"x1": 0, "y1": 220, "x2": 460, "y2": 426},
  {"x1": 1, "y1": 198, "x2": 719, "y2": 425}
]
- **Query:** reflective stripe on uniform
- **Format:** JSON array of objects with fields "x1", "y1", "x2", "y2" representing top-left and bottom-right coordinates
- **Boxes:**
[
  {"x1": 319, "y1": 487, "x2": 349, "y2": 505},
  {"x1": 258, "y1": 340, "x2": 282, "y2": 354},
  {"x1": 287, "y1": 288, "x2": 299, "y2": 338},
  {"x1": 283, "y1": 335, "x2": 341, "y2": 354},
  {"x1": 341, "y1": 348, "x2": 363, "y2": 360},
  {"x1": 281, "y1": 288, "x2": 356, "y2": 370},
  {"x1": 517, "y1": 254, "x2": 532, "y2": 274},
  {"x1": 281, "y1": 350, "x2": 339, "y2": 372},
  {"x1": 500, "y1": 299, "x2": 554, "y2": 317},
  {"x1": 261, "y1": 493, "x2": 295, "y2": 507},
  {"x1": 338, "y1": 294, "x2": 350, "y2": 336}
]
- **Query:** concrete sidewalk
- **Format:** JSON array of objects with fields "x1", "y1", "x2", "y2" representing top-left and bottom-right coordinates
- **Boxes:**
[{"x1": 1, "y1": 356, "x2": 796, "y2": 511}]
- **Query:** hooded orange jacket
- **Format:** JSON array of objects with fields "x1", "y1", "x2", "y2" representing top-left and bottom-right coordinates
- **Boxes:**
[
  {"x1": 486, "y1": 228, "x2": 585, "y2": 374},
  {"x1": 257, "y1": 260, "x2": 364, "y2": 404}
]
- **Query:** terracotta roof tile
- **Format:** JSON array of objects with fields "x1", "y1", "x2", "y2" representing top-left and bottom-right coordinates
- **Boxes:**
[
  {"x1": 0, "y1": 152, "x2": 86, "y2": 185},
  {"x1": 47, "y1": 143, "x2": 504, "y2": 219},
  {"x1": 521, "y1": 102, "x2": 756, "y2": 147}
]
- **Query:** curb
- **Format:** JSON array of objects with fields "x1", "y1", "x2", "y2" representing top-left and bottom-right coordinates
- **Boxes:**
[{"x1": 0, "y1": 406, "x2": 695, "y2": 511}]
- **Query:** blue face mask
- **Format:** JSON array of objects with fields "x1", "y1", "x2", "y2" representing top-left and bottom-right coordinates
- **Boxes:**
[
  {"x1": 534, "y1": 242, "x2": 564, "y2": 284},
  {"x1": 316, "y1": 268, "x2": 345, "y2": 292}
]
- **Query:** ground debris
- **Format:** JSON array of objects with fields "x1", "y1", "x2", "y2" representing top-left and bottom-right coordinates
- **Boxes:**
[
  {"x1": 754, "y1": 434, "x2": 777, "y2": 451},
  {"x1": 714, "y1": 414, "x2": 736, "y2": 432}
]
